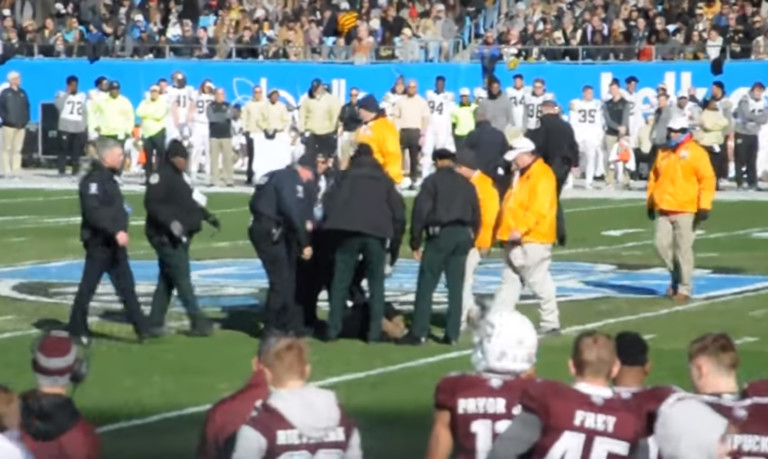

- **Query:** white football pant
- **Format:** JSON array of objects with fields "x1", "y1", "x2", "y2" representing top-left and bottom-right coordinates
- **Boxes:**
[
  {"x1": 579, "y1": 136, "x2": 603, "y2": 187},
  {"x1": 421, "y1": 122, "x2": 455, "y2": 180},
  {"x1": 190, "y1": 124, "x2": 210, "y2": 182}
]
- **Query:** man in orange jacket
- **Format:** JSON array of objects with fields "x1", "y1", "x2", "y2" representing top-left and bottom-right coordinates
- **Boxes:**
[
  {"x1": 647, "y1": 117, "x2": 716, "y2": 303},
  {"x1": 355, "y1": 95, "x2": 403, "y2": 185},
  {"x1": 492, "y1": 137, "x2": 560, "y2": 334},
  {"x1": 454, "y1": 147, "x2": 500, "y2": 328}
]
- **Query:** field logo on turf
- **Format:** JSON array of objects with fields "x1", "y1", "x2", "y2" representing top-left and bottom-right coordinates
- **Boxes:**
[{"x1": 0, "y1": 260, "x2": 767, "y2": 310}]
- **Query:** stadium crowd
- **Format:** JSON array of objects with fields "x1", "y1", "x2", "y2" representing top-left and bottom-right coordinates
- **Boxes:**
[{"x1": 0, "y1": 0, "x2": 766, "y2": 61}]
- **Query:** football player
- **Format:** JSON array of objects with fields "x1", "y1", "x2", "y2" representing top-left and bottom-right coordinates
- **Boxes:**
[
  {"x1": 506, "y1": 74, "x2": 526, "y2": 129},
  {"x1": 166, "y1": 71, "x2": 196, "y2": 145},
  {"x1": 521, "y1": 78, "x2": 554, "y2": 133},
  {"x1": 427, "y1": 310, "x2": 538, "y2": 459},
  {"x1": 489, "y1": 331, "x2": 645, "y2": 459},
  {"x1": 570, "y1": 85, "x2": 604, "y2": 189},
  {"x1": 190, "y1": 79, "x2": 215, "y2": 182},
  {"x1": 423, "y1": 76, "x2": 456, "y2": 178},
  {"x1": 622, "y1": 76, "x2": 646, "y2": 149}
]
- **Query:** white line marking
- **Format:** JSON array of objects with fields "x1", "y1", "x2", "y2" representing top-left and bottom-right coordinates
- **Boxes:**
[
  {"x1": 748, "y1": 309, "x2": 768, "y2": 317},
  {"x1": 565, "y1": 203, "x2": 638, "y2": 213},
  {"x1": 0, "y1": 315, "x2": 14, "y2": 321},
  {"x1": 642, "y1": 334, "x2": 657, "y2": 341},
  {"x1": 0, "y1": 195, "x2": 77, "y2": 203},
  {"x1": 0, "y1": 319, "x2": 187, "y2": 341},
  {"x1": 96, "y1": 288, "x2": 768, "y2": 434},
  {"x1": 601, "y1": 229, "x2": 645, "y2": 237},
  {"x1": 735, "y1": 337, "x2": 760, "y2": 345}
]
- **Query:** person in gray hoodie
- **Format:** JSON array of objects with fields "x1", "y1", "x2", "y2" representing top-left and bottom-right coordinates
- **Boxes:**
[
  {"x1": 232, "y1": 336, "x2": 362, "y2": 459},
  {"x1": 54, "y1": 76, "x2": 88, "y2": 176},
  {"x1": 478, "y1": 76, "x2": 512, "y2": 131},
  {"x1": 650, "y1": 92, "x2": 673, "y2": 166},
  {"x1": 733, "y1": 82, "x2": 768, "y2": 190}
]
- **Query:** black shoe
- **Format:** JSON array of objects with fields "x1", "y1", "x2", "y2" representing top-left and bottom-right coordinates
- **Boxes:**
[
  {"x1": 189, "y1": 316, "x2": 214, "y2": 337},
  {"x1": 367, "y1": 335, "x2": 392, "y2": 344},
  {"x1": 396, "y1": 333, "x2": 426, "y2": 346},
  {"x1": 538, "y1": 327, "x2": 562, "y2": 337},
  {"x1": 137, "y1": 327, "x2": 168, "y2": 343},
  {"x1": 439, "y1": 335, "x2": 457, "y2": 346},
  {"x1": 557, "y1": 235, "x2": 567, "y2": 247},
  {"x1": 322, "y1": 334, "x2": 339, "y2": 343}
]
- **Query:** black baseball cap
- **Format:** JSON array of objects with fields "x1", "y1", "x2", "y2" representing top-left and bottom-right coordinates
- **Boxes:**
[{"x1": 109, "y1": 81, "x2": 120, "y2": 90}]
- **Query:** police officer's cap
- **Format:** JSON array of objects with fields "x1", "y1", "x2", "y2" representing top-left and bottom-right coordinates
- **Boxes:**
[
  {"x1": 296, "y1": 153, "x2": 315, "y2": 169},
  {"x1": 355, "y1": 143, "x2": 374, "y2": 158},
  {"x1": 167, "y1": 139, "x2": 189, "y2": 159},
  {"x1": 109, "y1": 80, "x2": 120, "y2": 90},
  {"x1": 432, "y1": 148, "x2": 456, "y2": 162}
]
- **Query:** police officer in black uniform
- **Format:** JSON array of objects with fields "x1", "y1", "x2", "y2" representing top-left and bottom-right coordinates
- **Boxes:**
[
  {"x1": 398, "y1": 148, "x2": 479, "y2": 346},
  {"x1": 68, "y1": 137, "x2": 155, "y2": 345},
  {"x1": 144, "y1": 140, "x2": 219, "y2": 337},
  {"x1": 249, "y1": 154, "x2": 315, "y2": 335}
]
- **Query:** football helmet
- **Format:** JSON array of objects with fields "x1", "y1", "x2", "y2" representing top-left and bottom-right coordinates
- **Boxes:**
[
  {"x1": 172, "y1": 71, "x2": 187, "y2": 88},
  {"x1": 471, "y1": 309, "x2": 538, "y2": 375}
]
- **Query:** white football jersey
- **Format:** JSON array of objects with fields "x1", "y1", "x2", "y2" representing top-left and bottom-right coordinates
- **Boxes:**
[
  {"x1": 168, "y1": 86, "x2": 196, "y2": 122},
  {"x1": 426, "y1": 90, "x2": 454, "y2": 124},
  {"x1": 193, "y1": 91, "x2": 215, "y2": 123},
  {"x1": 570, "y1": 99, "x2": 603, "y2": 133},
  {"x1": 59, "y1": 92, "x2": 87, "y2": 122},
  {"x1": 506, "y1": 86, "x2": 527, "y2": 128},
  {"x1": 523, "y1": 90, "x2": 553, "y2": 131}
]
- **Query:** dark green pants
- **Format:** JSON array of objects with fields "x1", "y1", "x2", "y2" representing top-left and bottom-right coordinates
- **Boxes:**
[
  {"x1": 148, "y1": 238, "x2": 202, "y2": 327},
  {"x1": 327, "y1": 233, "x2": 386, "y2": 341},
  {"x1": 412, "y1": 226, "x2": 472, "y2": 341}
]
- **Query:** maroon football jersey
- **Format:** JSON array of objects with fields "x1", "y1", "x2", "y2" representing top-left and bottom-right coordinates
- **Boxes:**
[
  {"x1": 244, "y1": 403, "x2": 356, "y2": 458},
  {"x1": 685, "y1": 394, "x2": 768, "y2": 458},
  {"x1": 744, "y1": 380, "x2": 768, "y2": 398},
  {"x1": 521, "y1": 380, "x2": 646, "y2": 459},
  {"x1": 435, "y1": 372, "x2": 532, "y2": 459}
]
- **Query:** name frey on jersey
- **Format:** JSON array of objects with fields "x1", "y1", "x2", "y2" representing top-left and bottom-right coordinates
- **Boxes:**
[
  {"x1": 573, "y1": 410, "x2": 617, "y2": 433},
  {"x1": 276, "y1": 427, "x2": 346, "y2": 446},
  {"x1": 458, "y1": 398, "x2": 509, "y2": 415},
  {"x1": 727, "y1": 434, "x2": 768, "y2": 454}
]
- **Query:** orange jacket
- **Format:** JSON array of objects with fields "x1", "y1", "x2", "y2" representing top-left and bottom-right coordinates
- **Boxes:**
[
  {"x1": 647, "y1": 136, "x2": 716, "y2": 214},
  {"x1": 470, "y1": 171, "x2": 500, "y2": 250},
  {"x1": 355, "y1": 115, "x2": 403, "y2": 184},
  {"x1": 496, "y1": 158, "x2": 557, "y2": 245}
]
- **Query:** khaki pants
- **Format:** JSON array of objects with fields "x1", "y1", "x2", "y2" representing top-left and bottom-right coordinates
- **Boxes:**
[
  {"x1": 655, "y1": 213, "x2": 696, "y2": 296},
  {"x1": 2, "y1": 126, "x2": 25, "y2": 176},
  {"x1": 209, "y1": 137, "x2": 233, "y2": 186},
  {"x1": 491, "y1": 243, "x2": 559, "y2": 330},
  {"x1": 339, "y1": 131, "x2": 356, "y2": 170},
  {"x1": 462, "y1": 247, "x2": 481, "y2": 327},
  {"x1": 603, "y1": 134, "x2": 618, "y2": 185}
]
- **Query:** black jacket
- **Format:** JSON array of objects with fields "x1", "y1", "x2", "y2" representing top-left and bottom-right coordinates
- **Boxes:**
[
  {"x1": 144, "y1": 162, "x2": 205, "y2": 243},
  {"x1": 78, "y1": 161, "x2": 128, "y2": 244},
  {"x1": 464, "y1": 120, "x2": 509, "y2": 180},
  {"x1": 527, "y1": 113, "x2": 580, "y2": 174},
  {"x1": 0, "y1": 86, "x2": 30, "y2": 128},
  {"x1": 249, "y1": 166, "x2": 310, "y2": 248},
  {"x1": 410, "y1": 166, "x2": 480, "y2": 250},
  {"x1": 323, "y1": 155, "x2": 406, "y2": 257},
  {"x1": 338, "y1": 102, "x2": 362, "y2": 133}
]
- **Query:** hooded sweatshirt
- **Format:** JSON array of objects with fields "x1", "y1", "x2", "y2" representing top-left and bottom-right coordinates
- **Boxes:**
[
  {"x1": 20, "y1": 391, "x2": 100, "y2": 459},
  {"x1": 232, "y1": 386, "x2": 362, "y2": 459},
  {"x1": 478, "y1": 88, "x2": 513, "y2": 131}
]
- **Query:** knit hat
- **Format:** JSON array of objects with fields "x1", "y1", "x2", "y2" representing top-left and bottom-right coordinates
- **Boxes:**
[
  {"x1": 32, "y1": 331, "x2": 77, "y2": 377},
  {"x1": 432, "y1": 148, "x2": 456, "y2": 162},
  {"x1": 358, "y1": 94, "x2": 379, "y2": 113}
]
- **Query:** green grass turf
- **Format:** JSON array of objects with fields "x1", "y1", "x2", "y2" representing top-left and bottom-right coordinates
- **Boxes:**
[{"x1": 0, "y1": 189, "x2": 767, "y2": 458}]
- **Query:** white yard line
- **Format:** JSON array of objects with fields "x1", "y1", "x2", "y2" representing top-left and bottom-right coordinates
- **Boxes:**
[
  {"x1": 0, "y1": 315, "x2": 14, "y2": 321},
  {"x1": 734, "y1": 337, "x2": 760, "y2": 345},
  {"x1": 0, "y1": 319, "x2": 188, "y2": 341},
  {"x1": 96, "y1": 288, "x2": 767, "y2": 434},
  {"x1": 642, "y1": 334, "x2": 657, "y2": 341},
  {"x1": 565, "y1": 203, "x2": 638, "y2": 213},
  {"x1": 748, "y1": 308, "x2": 768, "y2": 317}
]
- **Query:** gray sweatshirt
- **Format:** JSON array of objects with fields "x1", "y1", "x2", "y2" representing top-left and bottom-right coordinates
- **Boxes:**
[
  {"x1": 651, "y1": 105, "x2": 673, "y2": 146},
  {"x1": 734, "y1": 94, "x2": 768, "y2": 136},
  {"x1": 479, "y1": 93, "x2": 513, "y2": 131},
  {"x1": 654, "y1": 396, "x2": 728, "y2": 459},
  {"x1": 54, "y1": 91, "x2": 88, "y2": 133},
  {"x1": 232, "y1": 386, "x2": 362, "y2": 459}
]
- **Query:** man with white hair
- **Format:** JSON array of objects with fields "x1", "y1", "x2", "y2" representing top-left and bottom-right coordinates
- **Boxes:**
[
  {"x1": 0, "y1": 71, "x2": 30, "y2": 177},
  {"x1": 492, "y1": 137, "x2": 559, "y2": 335},
  {"x1": 426, "y1": 310, "x2": 538, "y2": 459}
]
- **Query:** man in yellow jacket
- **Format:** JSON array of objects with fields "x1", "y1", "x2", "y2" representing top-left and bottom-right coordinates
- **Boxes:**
[
  {"x1": 454, "y1": 147, "x2": 499, "y2": 328},
  {"x1": 492, "y1": 136, "x2": 560, "y2": 334},
  {"x1": 94, "y1": 81, "x2": 134, "y2": 142},
  {"x1": 136, "y1": 85, "x2": 169, "y2": 179},
  {"x1": 647, "y1": 117, "x2": 716, "y2": 303},
  {"x1": 355, "y1": 94, "x2": 403, "y2": 184}
]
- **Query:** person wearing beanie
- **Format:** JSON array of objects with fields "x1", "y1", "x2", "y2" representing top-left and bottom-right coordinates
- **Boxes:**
[
  {"x1": 20, "y1": 331, "x2": 100, "y2": 459},
  {"x1": 454, "y1": 147, "x2": 499, "y2": 329},
  {"x1": 144, "y1": 139, "x2": 220, "y2": 337},
  {"x1": 354, "y1": 93, "x2": 403, "y2": 184},
  {"x1": 248, "y1": 153, "x2": 316, "y2": 336},
  {"x1": 399, "y1": 148, "x2": 479, "y2": 346},
  {"x1": 647, "y1": 116, "x2": 715, "y2": 303},
  {"x1": 322, "y1": 143, "x2": 406, "y2": 343}
]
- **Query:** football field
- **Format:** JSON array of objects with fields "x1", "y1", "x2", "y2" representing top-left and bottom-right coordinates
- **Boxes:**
[{"x1": 1, "y1": 186, "x2": 768, "y2": 458}]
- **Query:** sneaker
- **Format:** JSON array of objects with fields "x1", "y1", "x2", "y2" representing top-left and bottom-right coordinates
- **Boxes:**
[
  {"x1": 396, "y1": 333, "x2": 426, "y2": 346},
  {"x1": 189, "y1": 316, "x2": 214, "y2": 337},
  {"x1": 439, "y1": 335, "x2": 457, "y2": 346}
]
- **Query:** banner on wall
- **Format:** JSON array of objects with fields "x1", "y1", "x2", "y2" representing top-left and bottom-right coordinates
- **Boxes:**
[{"x1": 8, "y1": 59, "x2": 767, "y2": 122}]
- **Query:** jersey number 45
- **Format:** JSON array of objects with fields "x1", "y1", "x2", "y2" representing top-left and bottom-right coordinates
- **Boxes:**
[{"x1": 545, "y1": 431, "x2": 630, "y2": 459}]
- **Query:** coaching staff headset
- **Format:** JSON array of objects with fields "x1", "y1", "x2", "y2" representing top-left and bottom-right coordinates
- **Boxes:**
[
  {"x1": 67, "y1": 138, "x2": 159, "y2": 345},
  {"x1": 249, "y1": 154, "x2": 316, "y2": 336}
]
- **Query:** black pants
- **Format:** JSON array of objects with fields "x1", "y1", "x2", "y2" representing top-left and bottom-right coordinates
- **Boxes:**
[
  {"x1": 147, "y1": 238, "x2": 204, "y2": 328},
  {"x1": 308, "y1": 132, "x2": 337, "y2": 159},
  {"x1": 453, "y1": 134, "x2": 467, "y2": 152},
  {"x1": 400, "y1": 128, "x2": 421, "y2": 184},
  {"x1": 245, "y1": 133, "x2": 255, "y2": 184},
  {"x1": 548, "y1": 158, "x2": 571, "y2": 246},
  {"x1": 249, "y1": 221, "x2": 301, "y2": 333},
  {"x1": 68, "y1": 241, "x2": 148, "y2": 338},
  {"x1": 734, "y1": 133, "x2": 759, "y2": 188},
  {"x1": 143, "y1": 130, "x2": 166, "y2": 178},
  {"x1": 58, "y1": 131, "x2": 86, "y2": 175},
  {"x1": 705, "y1": 144, "x2": 728, "y2": 185}
]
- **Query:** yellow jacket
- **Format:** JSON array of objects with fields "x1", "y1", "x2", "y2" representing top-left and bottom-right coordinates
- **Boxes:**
[
  {"x1": 355, "y1": 115, "x2": 403, "y2": 184},
  {"x1": 95, "y1": 95, "x2": 134, "y2": 138},
  {"x1": 470, "y1": 171, "x2": 500, "y2": 250},
  {"x1": 647, "y1": 136, "x2": 716, "y2": 213},
  {"x1": 496, "y1": 159, "x2": 557, "y2": 244},
  {"x1": 136, "y1": 97, "x2": 168, "y2": 137}
]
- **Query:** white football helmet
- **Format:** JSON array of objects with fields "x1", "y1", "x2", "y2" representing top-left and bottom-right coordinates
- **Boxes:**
[{"x1": 471, "y1": 310, "x2": 538, "y2": 375}]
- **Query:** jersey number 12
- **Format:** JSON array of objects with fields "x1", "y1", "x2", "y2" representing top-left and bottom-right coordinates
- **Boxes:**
[{"x1": 469, "y1": 419, "x2": 512, "y2": 459}]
